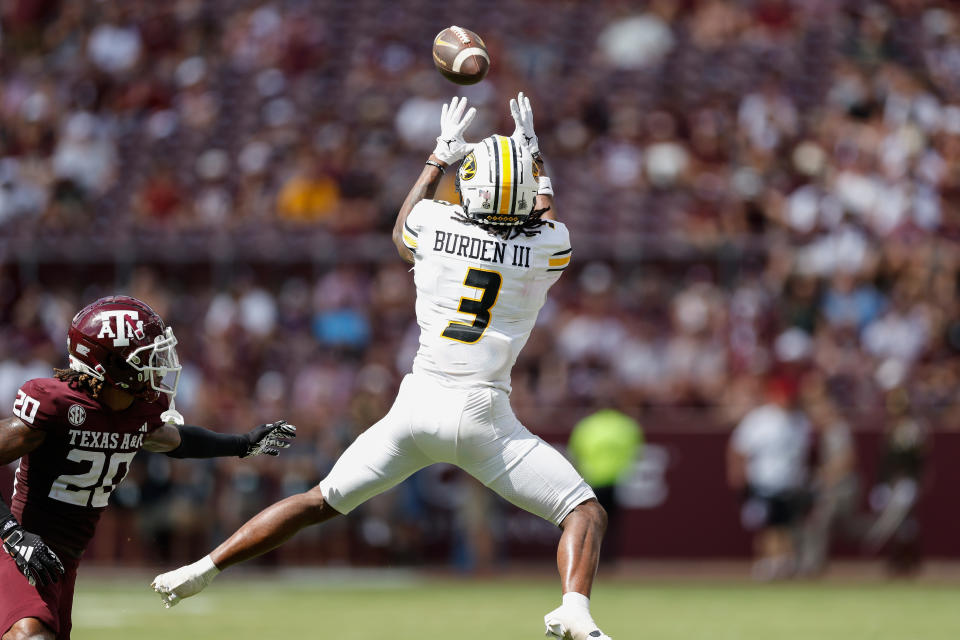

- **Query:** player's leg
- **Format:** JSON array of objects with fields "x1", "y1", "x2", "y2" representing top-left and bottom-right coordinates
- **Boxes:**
[
  {"x1": 557, "y1": 499, "x2": 608, "y2": 596},
  {"x1": 208, "y1": 484, "x2": 338, "y2": 570},
  {"x1": 2, "y1": 618, "x2": 55, "y2": 640},
  {"x1": 454, "y1": 390, "x2": 609, "y2": 640},
  {"x1": 52, "y1": 558, "x2": 78, "y2": 640},
  {"x1": 208, "y1": 399, "x2": 440, "y2": 570},
  {"x1": 153, "y1": 375, "x2": 434, "y2": 606},
  {"x1": 151, "y1": 484, "x2": 342, "y2": 606},
  {"x1": 0, "y1": 552, "x2": 60, "y2": 640}
]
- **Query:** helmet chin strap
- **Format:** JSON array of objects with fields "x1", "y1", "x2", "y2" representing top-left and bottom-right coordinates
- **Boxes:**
[
  {"x1": 68, "y1": 355, "x2": 105, "y2": 380},
  {"x1": 160, "y1": 398, "x2": 184, "y2": 426}
]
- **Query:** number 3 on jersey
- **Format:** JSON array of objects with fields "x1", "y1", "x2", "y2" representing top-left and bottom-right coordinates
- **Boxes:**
[{"x1": 442, "y1": 268, "x2": 502, "y2": 344}]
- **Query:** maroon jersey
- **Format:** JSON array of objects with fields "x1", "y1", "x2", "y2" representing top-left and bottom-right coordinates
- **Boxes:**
[{"x1": 9, "y1": 378, "x2": 168, "y2": 558}]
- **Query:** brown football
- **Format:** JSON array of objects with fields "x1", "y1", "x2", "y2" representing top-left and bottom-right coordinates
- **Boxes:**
[{"x1": 432, "y1": 26, "x2": 490, "y2": 85}]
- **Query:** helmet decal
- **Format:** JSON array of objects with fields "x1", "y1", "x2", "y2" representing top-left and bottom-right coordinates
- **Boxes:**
[
  {"x1": 459, "y1": 153, "x2": 477, "y2": 181},
  {"x1": 96, "y1": 310, "x2": 144, "y2": 347},
  {"x1": 480, "y1": 188, "x2": 492, "y2": 209}
]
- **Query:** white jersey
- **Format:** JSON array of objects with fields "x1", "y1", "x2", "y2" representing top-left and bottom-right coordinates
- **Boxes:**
[{"x1": 401, "y1": 199, "x2": 571, "y2": 392}]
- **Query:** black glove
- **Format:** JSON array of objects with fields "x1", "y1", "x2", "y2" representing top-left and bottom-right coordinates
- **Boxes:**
[
  {"x1": 240, "y1": 420, "x2": 297, "y2": 458},
  {"x1": 1, "y1": 516, "x2": 65, "y2": 587}
]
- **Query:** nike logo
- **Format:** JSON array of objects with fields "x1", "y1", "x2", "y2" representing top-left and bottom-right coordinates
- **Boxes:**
[{"x1": 434, "y1": 39, "x2": 459, "y2": 50}]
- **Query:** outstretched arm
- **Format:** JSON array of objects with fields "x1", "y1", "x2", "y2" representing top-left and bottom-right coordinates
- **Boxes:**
[
  {"x1": 142, "y1": 420, "x2": 296, "y2": 458},
  {"x1": 510, "y1": 91, "x2": 556, "y2": 222},
  {"x1": 392, "y1": 157, "x2": 446, "y2": 264},
  {"x1": 393, "y1": 96, "x2": 477, "y2": 263}
]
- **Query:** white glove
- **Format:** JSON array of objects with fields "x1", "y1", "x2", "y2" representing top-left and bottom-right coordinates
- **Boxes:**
[
  {"x1": 152, "y1": 555, "x2": 221, "y2": 608},
  {"x1": 510, "y1": 91, "x2": 539, "y2": 157},
  {"x1": 432, "y1": 96, "x2": 477, "y2": 165}
]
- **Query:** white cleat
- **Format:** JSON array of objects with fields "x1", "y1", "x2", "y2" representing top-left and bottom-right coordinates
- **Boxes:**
[{"x1": 544, "y1": 605, "x2": 612, "y2": 640}]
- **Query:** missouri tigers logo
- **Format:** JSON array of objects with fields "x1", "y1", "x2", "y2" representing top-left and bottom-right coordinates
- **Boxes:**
[{"x1": 459, "y1": 153, "x2": 477, "y2": 181}]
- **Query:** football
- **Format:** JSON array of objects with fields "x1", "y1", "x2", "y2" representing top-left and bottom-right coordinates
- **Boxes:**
[{"x1": 432, "y1": 25, "x2": 490, "y2": 85}]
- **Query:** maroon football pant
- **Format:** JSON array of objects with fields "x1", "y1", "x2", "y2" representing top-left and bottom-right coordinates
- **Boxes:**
[{"x1": 0, "y1": 551, "x2": 78, "y2": 640}]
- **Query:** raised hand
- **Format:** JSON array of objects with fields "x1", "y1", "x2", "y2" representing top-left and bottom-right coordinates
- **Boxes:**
[
  {"x1": 432, "y1": 96, "x2": 478, "y2": 165},
  {"x1": 510, "y1": 91, "x2": 539, "y2": 157}
]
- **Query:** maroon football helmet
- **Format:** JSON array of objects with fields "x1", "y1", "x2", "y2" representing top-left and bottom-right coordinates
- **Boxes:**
[{"x1": 67, "y1": 296, "x2": 181, "y2": 402}]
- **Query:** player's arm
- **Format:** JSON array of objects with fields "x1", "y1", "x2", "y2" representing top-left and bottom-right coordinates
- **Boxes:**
[
  {"x1": 510, "y1": 91, "x2": 556, "y2": 221},
  {"x1": 142, "y1": 420, "x2": 296, "y2": 458},
  {"x1": 393, "y1": 96, "x2": 477, "y2": 263},
  {"x1": 534, "y1": 156, "x2": 556, "y2": 222},
  {"x1": 392, "y1": 158, "x2": 445, "y2": 264},
  {"x1": 0, "y1": 416, "x2": 65, "y2": 587},
  {"x1": 0, "y1": 416, "x2": 45, "y2": 466}
]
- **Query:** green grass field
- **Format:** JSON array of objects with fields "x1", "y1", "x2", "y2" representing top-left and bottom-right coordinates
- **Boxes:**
[{"x1": 71, "y1": 573, "x2": 960, "y2": 640}]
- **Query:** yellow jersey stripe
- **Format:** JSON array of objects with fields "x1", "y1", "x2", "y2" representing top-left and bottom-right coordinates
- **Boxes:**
[
  {"x1": 548, "y1": 256, "x2": 571, "y2": 267},
  {"x1": 497, "y1": 135, "x2": 513, "y2": 214},
  {"x1": 402, "y1": 232, "x2": 418, "y2": 249}
]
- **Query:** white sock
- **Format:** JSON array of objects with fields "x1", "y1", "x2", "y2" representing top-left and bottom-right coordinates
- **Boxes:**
[
  {"x1": 193, "y1": 554, "x2": 221, "y2": 582},
  {"x1": 562, "y1": 592, "x2": 591, "y2": 614}
]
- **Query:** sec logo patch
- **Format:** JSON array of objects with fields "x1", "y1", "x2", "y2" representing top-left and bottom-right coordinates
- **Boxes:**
[{"x1": 67, "y1": 404, "x2": 86, "y2": 427}]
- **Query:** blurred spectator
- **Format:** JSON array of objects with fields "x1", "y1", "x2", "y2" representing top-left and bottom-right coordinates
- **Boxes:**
[
  {"x1": 51, "y1": 112, "x2": 116, "y2": 197},
  {"x1": 820, "y1": 272, "x2": 885, "y2": 332},
  {"x1": 728, "y1": 379, "x2": 812, "y2": 580},
  {"x1": 0, "y1": 337, "x2": 51, "y2": 409},
  {"x1": 597, "y1": 8, "x2": 675, "y2": 70},
  {"x1": 135, "y1": 164, "x2": 183, "y2": 224},
  {"x1": 865, "y1": 389, "x2": 927, "y2": 575},
  {"x1": 87, "y1": 11, "x2": 142, "y2": 75},
  {"x1": 798, "y1": 394, "x2": 863, "y2": 576},
  {"x1": 276, "y1": 152, "x2": 340, "y2": 224},
  {"x1": 0, "y1": 158, "x2": 47, "y2": 223}
]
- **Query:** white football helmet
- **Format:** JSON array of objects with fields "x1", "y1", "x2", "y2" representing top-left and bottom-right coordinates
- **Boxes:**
[{"x1": 456, "y1": 134, "x2": 539, "y2": 226}]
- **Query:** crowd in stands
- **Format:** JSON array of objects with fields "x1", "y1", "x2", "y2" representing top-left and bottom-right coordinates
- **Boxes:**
[{"x1": 1, "y1": 0, "x2": 958, "y2": 564}]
